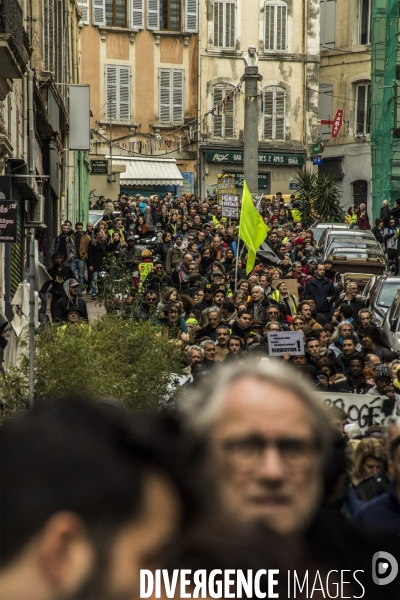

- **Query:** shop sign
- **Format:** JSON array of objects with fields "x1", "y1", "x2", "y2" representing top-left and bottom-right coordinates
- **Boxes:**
[
  {"x1": 0, "y1": 200, "x2": 18, "y2": 242},
  {"x1": 205, "y1": 150, "x2": 305, "y2": 166},
  {"x1": 90, "y1": 160, "x2": 109, "y2": 175}
]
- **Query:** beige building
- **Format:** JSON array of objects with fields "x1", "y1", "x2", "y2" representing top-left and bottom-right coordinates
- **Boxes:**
[
  {"x1": 198, "y1": 0, "x2": 320, "y2": 198},
  {"x1": 319, "y1": 0, "x2": 371, "y2": 211},
  {"x1": 79, "y1": 0, "x2": 199, "y2": 199}
]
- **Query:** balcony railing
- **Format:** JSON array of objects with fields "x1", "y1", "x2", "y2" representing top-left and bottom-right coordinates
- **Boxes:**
[{"x1": 0, "y1": 0, "x2": 24, "y2": 62}]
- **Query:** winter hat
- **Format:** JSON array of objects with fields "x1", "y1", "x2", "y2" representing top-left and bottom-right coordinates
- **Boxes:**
[
  {"x1": 186, "y1": 317, "x2": 199, "y2": 326},
  {"x1": 175, "y1": 234, "x2": 183, "y2": 239},
  {"x1": 374, "y1": 365, "x2": 391, "y2": 381},
  {"x1": 294, "y1": 237, "x2": 304, "y2": 245},
  {"x1": 141, "y1": 249, "x2": 152, "y2": 258}
]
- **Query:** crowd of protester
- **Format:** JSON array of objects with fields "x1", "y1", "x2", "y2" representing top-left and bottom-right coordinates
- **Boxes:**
[{"x1": 2, "y1": 191, "x2": 400, "y2": 599}]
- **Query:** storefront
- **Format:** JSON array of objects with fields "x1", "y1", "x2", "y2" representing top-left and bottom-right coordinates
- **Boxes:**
[
  {"x1": 117, "y1": 156, "x2": 185, "y2": 198},
  {"x1": 202, "y1": 148, "x2": 306, "y2": 196}
]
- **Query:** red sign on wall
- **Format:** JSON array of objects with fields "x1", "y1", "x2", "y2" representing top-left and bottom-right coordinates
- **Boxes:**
[{"x1": 331, "y1": 109, "x2": 344, "y2": 139}]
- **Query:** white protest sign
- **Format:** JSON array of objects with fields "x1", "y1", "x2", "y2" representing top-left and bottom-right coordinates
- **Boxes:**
[
  {"x1": 316, "y1": 392, "x2": 387, "y2": 431},
  {"x1": 267, "y1": 331, "x2": 304, "y2": 356},
  {"x1": 221, "y1": 194, "x2": 239, "y2": 218}
]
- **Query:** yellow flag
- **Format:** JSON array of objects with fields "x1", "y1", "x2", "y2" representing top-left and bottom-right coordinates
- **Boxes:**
[{"x1": 239, "y1": 181, "x2": 268, "y2": 275}]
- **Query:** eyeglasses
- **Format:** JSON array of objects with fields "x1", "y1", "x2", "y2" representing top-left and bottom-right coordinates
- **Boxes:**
[
  {"x1": 221, "y1": 435, "x2": 319, "y2": 473},
  {"x1": 147, "y1": 298, "x2": 158, "y2": 303},
  {"x1": 267, "y1": 311, "x2": 279, "y2": 317},
  {"x1": 293, "y1": 321, "x2": 304, "y2": 326}
]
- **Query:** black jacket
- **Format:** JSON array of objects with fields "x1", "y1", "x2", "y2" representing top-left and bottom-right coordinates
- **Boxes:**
[
  {"x1": 47, "y1": 265, "x2": 75, "y2": 302},
  {"x1": 304, "y1": 277, "x2": 336, "y2": 315},
  {"x1": 87, "y1": 239, "x2": 107, "y2": 271},
  {"x1": 143, "y1": 271, "x2": 173, "y2": 296},
  {"x1": 53, "y1": 296, "x2": 88, "y2": 323},
  {"x1": 194, "y1": 323, "x2": 219, "y2": 342},
  {"x1": 332, "y1": 377, "x2": 373, "y2": 394},
  {"x1": 380, "y1": 204, "x2": 391, "y2": 228}
]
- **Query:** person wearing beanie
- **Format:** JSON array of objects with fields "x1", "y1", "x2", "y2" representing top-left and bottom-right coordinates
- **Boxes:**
[
  {"x1": 367, "y1": 365, "x2": 396, "y2": 405},
  {"x1": 290, "y1": 237, "x2": 306, "y2": 264},
  {"x1": 165, "y1": 234, "x2": 186, "y2": 274}
]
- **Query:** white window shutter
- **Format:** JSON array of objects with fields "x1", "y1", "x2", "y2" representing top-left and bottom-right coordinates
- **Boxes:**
[
  {"x1": 276, "y1": 4, "x2": 287, "y2": 50},
  {"x1": 118, "y1": 66, "x2": 131, "y2": 121},
  {"x1": 78, "y1": 0, "x2": 89, "y2": 25},
  {"x1": 172, "y1": 70, "x2": 184, "y2": 122},
  {"x1": 225, "y1": 2, "x2": 235, "y2": 49},
  {"x1": 105, "y1": 65, "x2": 118, "y2": 120},
  {"x1": 275, "y1": 88, "x2": 285, "y2": 139},
  {"x1": 93, "y1": 0, "x2": 105, "y2": 25},
  {"x1": 185, "y1": 0, "x2": 198, "y2": 32},
  {"x1": 213, "y1": 1, "x2": 223, "y2": 47},
  {"x1": 263, "y1": 88, "x2": 274, "y2": 139},
  {"x1": 159, "y1": 69, "x2": 171, "y2": 122},
  {"x1": 264, "y1": 4, "x2": 274, "y2": 50},
  {"x1": 131, "y1": 0, "x2": 144, "y2": 29},
  {"x1": 213, "y1": 86, "x2": 223, "y2": 137},
  {"x1": 147, "y1": 0, "x2": 160, "y2": 30},
  {"x1": 224, "y1": 88, "x2": 235, "y2": 137}
]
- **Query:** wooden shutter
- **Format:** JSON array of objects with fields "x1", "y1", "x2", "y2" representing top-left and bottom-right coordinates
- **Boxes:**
[
  {"x1": 224, "y1": 87, "x2": 235, "y2": 137},
  {"x1": 276, "y1": 4, "x2": 287, "y2": 50},
  {"x1": 78, "y1": 0, "x2": 89, "y2": 24},
  {"x1": 118, "y1": 66, "x2": 131, "y2": 120},
  {"x1": 264, "y1": 4, "x2": 275, "y2": 50},
  {"x1": 225, "y1": 2, "x2": 235, "y2": 48},
  {"x1": 43, "y1": 0, "x2": 55, "y2": 72},
  {"x1": 275, "y1": 88, "x2": 285, "y2": 139},
  {"x1": 172, "y1": 69, "x2": 184, "y2": 122},
  {"x1": 131, "y1": 0, "x2": 144, "y2": 28},
  {"x1": 159, "y1": 69, "x2": 171, "y2": 122},
  {"x1": 263, "y1": 88, "x2": 274, "y2": 139},
  {"x1": 185, "y1": 0, "x2": 198, "y2": 32},
  {"x1": 213, "y1": 1, "x2": 223, "y2": 47},
  {"x1": 106, "y1": 65, "x2": 118, "y2": 120},
  {"x1": 147, "y1": 0, "x2": 160, "y2": 30},
  {"x1": 319, "y1": 83, "x2": 333, "y2": 138},
  {"x1": 213, "y1": 85, "x2": 223, "y2": 137},
  {"x1": 93, "y1": 0, "x2": 106, "y2": 25}
]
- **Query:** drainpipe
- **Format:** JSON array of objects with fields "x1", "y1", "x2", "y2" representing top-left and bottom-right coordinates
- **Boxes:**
[{"x1": 27, "y1": 67, "x2": 35, "y2": 174}]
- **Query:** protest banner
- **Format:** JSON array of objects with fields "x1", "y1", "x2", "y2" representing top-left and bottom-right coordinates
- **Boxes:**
[
  {"x1": 217, "y1": 174, "x2": 237, "y2": 218},
  {"x1": 267, "y1": 331, "x2": 304, "y2": 356},
  {"x1": 316, "y1": 392, "x2": 388, "y2": 431},
  {"x1": 221, "y1": 194, "x2": 239, "y2": 218}
]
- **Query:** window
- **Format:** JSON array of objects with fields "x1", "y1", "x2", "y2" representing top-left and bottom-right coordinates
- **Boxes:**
[
  {"x1": 159, "y1": 69, "x2": 184, "y2": 123},
  {"x1": 146, "y1": 0, "x2": 198, "y2": 31},
  {"x1": 105, "y1": 0, "x2": 127, "y2": 27},
  {"x1": 264, "y1": 1, "x2": 287, "y2": 51},
  {"x1": 355, "y1": 82, "x2": 371, "y2": 134},
  {"x1": 320, "y1": 0, "x2": 335, "y2": 49},
  {"x1": 263, "y1": 86, "x2": 285, "y2": 140},
  {"x1": 78, "y1": 1, "x2": 89, "y2": 24},
  {"x1": 213, "y1": 1, "x2": 235, "y2": 49},
  {"x1": 212, "y1": 83, "x2": 235, "y2": 138},
  {"x1": 93, "y1": 0, "x2": 144, "y2": 28},
  {"x1": 359, "y1": 0, "x2": 371, "y2": 45},
  {"x1": 105, "y1": 65, "x2": 131, "y2": 121},
  {"x1": 319, "y1": 83, "x2": 333, "y2": 139}
]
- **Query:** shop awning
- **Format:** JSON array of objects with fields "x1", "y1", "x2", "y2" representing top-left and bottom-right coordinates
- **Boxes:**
[{"x1": 107, "y1": 156, "x2": 184, "y2": 186}]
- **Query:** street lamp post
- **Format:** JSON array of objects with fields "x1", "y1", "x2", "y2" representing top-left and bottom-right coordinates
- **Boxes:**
[{"x1": 241, "y1": 46, "x2": 263, "y2": 196}]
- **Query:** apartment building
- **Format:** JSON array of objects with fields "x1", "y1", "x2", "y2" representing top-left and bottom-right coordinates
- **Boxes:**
[
  {"x1": 319, "y1": 0, "x2": 371, "y2": 211},
  {"x1": 79, "y1": 0, "x2": 199, "y2": 198},
  {"x1": 198, "y1": 0, "x2": 320, "y2": 198}
]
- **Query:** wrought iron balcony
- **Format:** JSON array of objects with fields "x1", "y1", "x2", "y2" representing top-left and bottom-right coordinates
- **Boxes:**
[{"x1": 0, "y1": 0, "x2": 29, "y2": 80}]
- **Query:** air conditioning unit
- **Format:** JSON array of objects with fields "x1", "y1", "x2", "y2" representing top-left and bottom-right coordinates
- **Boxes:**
[{"x1": 25, "y1": 195, "x2": 45, "y2": 227}]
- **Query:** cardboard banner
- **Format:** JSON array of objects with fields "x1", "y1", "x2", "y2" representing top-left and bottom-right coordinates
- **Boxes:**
[
  {"x1": 316, "y1": 392, "x2": 387, "y2": 431},
  {"x1": 0, "y1": 200, "x2": 18, "y2": 243},
  {"x1": 267, "y1": 331, "x2": 304, "y2": 356},
  {"x1": 271, "y1": 278, "x2": 299, "y2": 298},
  {"x1": 217, "y1": 174, "x2": 236, "y2": 206}
]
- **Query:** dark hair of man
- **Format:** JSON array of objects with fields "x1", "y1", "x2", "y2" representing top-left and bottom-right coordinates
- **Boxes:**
[
  {"x1": 338, "y1": 304, "x2": 353, "y2": 320},
  {"x1": 228, "y1": 335, "x2": 244, "y2": 349},
  {"x1": 52, "y1": 252, "x2": 64, "y2": 261},
  {"x1": 0, "y1": 397, "x2": 210, "y2": 569},
  {"x1": 75, "y1": 222, "x2": 83, "y2": 228},
  {"x1": 222, "y1": 298, "x2": 235, "y2": 312},
  {"x1": 348, "y1": 353, "x2": 364, "y2": 367},
  {"x1": 342, "y1": 334, "x2": 358, "y2": 346},
  {"x1": 216, "y1": 324, "x2": 230, "y2": 333},
  {"x1": 298, "y1": 300, "x2": 312, "y2": 311},
  {"x1": 306, "y1": 337, "x2": 318, "y2": 347},
  {"x1": 237, "y1": 309, "x2": 251, "y2": 319}
]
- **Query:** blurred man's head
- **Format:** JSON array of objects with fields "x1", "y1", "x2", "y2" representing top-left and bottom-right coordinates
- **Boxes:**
[
  {"x1": 0, "y1": 398, "x2": 206, "y2": 600},
  {"x1": 180, "y1": 361, "x2": 334, "y2": 535}
]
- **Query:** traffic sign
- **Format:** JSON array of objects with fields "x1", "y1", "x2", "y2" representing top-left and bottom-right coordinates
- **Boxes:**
[{"x1": 313, "y1": 157, "x2": 323, "y2": 166}]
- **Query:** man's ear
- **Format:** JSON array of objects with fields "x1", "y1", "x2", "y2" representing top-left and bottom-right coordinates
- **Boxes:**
[{"x1": 38, "y1": 512, "x2": 94, "y2": 595}]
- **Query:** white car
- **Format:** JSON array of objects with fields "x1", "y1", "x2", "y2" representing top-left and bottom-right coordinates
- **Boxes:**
[{"x1": 383, "y1": 290, "x2": 400, "y2": 353}]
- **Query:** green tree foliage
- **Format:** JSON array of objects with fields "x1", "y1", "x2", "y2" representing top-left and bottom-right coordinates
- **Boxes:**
[
  {"x1": 293, "y1": 169, "x2": 344, "y2": 228},
  {"x1": 0, "y1": 316, "x2": 185, "y2": 421}
]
